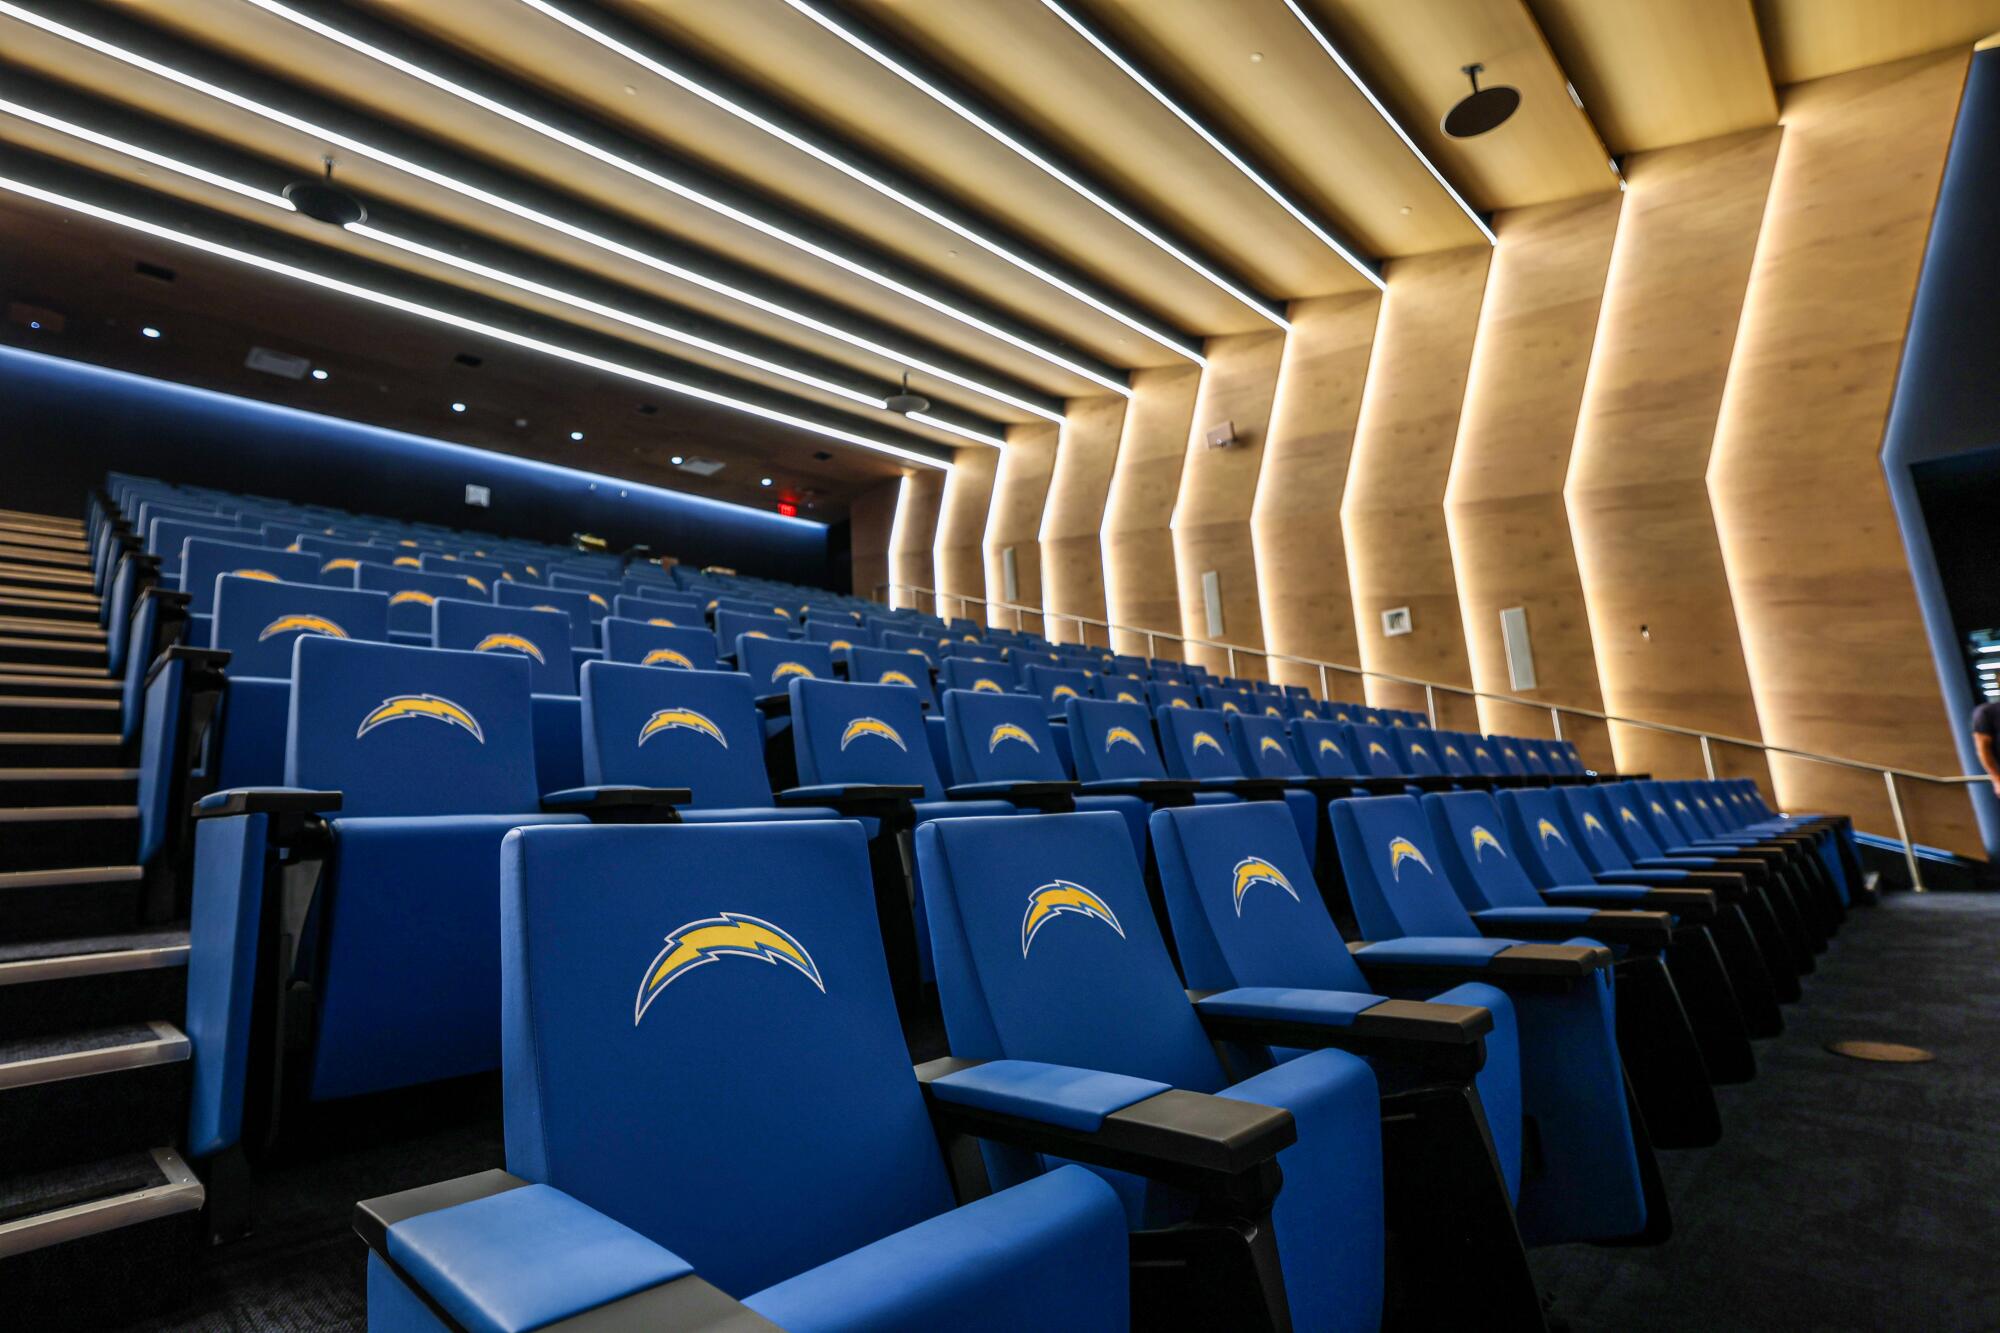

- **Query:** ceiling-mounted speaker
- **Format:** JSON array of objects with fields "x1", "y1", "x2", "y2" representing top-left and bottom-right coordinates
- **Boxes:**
[
  {"x1": 1443, "y1": 63, "x2": 1519, "y2": 138},
  {"x1": 284, "y1": 156, "x2": 367, "y2": 226},
  {"x1": 885, "y1": 371, "x2": 930, "y2": 415}
]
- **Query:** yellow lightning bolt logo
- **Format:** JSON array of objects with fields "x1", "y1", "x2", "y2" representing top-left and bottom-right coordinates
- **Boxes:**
[
  {"x1": 641, "y1": 648, "x2": 694, "y2": 669},
  {"x1": 1621, "y1": 806, "x2": 1642, "y2": 826},
  {"x1": 1104, "y1": 726, "x2": 1143, "y2": 752},
  {"x1": 258, "y1": 613, "x2": 348, "y2": 642},
  {"x1": 639, "y1": 708, "x2": 726, "y2": 748},
  {"x1": 1444, "y1": 746, "x2": 1462, "y2": 760},
  {"x1": 392, "y1": 555, "x2": 420, "y2": 568},
  {"x1": 1192, "y1": 730, "x2": 1223, "y2": 755},
  {"x1": 1258, "y1": 735, "x2": 1285, "y2": 756},
  {"x1": 1475, "y1": 747, "x2": 1492, "y2": 761},
  {"x1": 389, "y1": 590, "x2": 436, "y2": 607},
  {"x1": 1231, "y1": 856, "x2": 1299, "y2": 916},
  {"x1": 972, "y1": 678, "x2": 1004, "y2": 693},
  {"x1": 228, "y1": 568, "x2": 278, "y2": 582},
  {"x1": 830, "y1": 639, "x2": 853, "y2": 651},
  {"x1": 320, "y1": 558, "x2": 360, "y2": 575},
  {"x1": 1299, "y1": 708, "x2": 1318, "y2": 721},
  {"x1": 589, "y1": 594, "x2": 609, "y2": 610},
  {"x1": 988, "y1": 722, "x2": 1038, "y2": 752},
  {"x1": 1470, "y1": 826, "x2": 1507, "y2": 861},
  {"x1": 648, "y1": 617, "x2": 678, "y2": 627},
  {"x1": 840, "y1": 717, "x2": 906, "y2": 751},
  {"x1": 1583, "y1": 812, "x2": 1608, "y2": 836},
  {"x1": 473, "y1": 632, "x2": 545, "y2": 663},
  {"x1": 634, "y1": 913, "x2": 824, "y2": 1023},
  {"x1": 1020, "y1": 880, "x2": 1124, "y2": 957},
  {"x1": 1169, "y1": 697, "x2": 1191, "y2": 708},
  {"x1": 1317, "y1": 738, "x2": 1343, "y2": 758},
  {"x1": 1115, "y1": 690, "x2": 1139, "y2": 704},
  {"x1": 1387, "y1": 836, "x2": 1433, "y2": 881},
  {"x1": 877, "y1": 669, "x2": 916, "y2": 687},
  {"x1": 1536, "y1": 818, "x2": 1567, "y2": 846},
  {"x1": 356, "y1": 694, "x2": 484, "y2": 743},
  {"x1": 769, "y1": 662, "x2": 815, "y2": 682},
  {"x1": 1051, "y1": 685, "x2": 1080, "y2": 700},
  {"x1": 1220, "y1": 701, "x2": 1241, "y2": 714},
  {"x1": 463, "y1": 577, "x2": 488, "y2": 594},
  {"x1": 1367, "y1": 741, "x2": 1389, "y2": 757}
]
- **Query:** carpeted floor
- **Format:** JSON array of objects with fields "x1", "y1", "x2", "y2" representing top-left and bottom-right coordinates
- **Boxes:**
[{"x1": 130, "y1": 891, "x2": 2000, "y2": 1331}]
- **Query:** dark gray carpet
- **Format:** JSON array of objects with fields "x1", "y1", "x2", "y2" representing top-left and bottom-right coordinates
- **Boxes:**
[{"x1": 128, "y1": 892, "x2": 2000, "y2": 1331}]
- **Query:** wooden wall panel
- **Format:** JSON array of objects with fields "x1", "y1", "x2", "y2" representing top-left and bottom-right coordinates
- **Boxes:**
[
  {"x1": 982, "y1": 424, "x2": 1060, "y2": 634},
  {"x1": 890, "y1": 469, "x2": 945, "y2": 612},
  {"x1": 1566, "y1": 128, "x2": 1782, "y2": 786},
  {"x1": 1102, "y1": 364, "x2": 1202, "y2": 659},
  {"x1": 1341, "y1": 247, "x2": 1491, "y2": 727},
  {"x1": 1710, "y1": 50, "x2": 1977, "y2": 850},
  {"x1": 1040, "y1": 396, "x2": 1128, "y2": 647},
  {"x1": 1251, "y1": 293, "x2": 1382, "y2": 689},
  {"x1": 932, "y1": 446, "x2": 998, "y2": 624},
  {"x1": 1172, "y1": 331, "x2": 1287, "y2": 677},
  {"x1": 1445, "y1": 194, "x2": 1623, "y2": 768},
  {"x1": 848, "y1": 476, "x2": 896, "y2": 600}
]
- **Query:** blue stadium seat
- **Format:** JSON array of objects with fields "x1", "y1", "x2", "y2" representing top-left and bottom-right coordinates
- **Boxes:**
[
  {"x1": 1022, "y1": 664, "x2": 1094, "y2": 714},
  {"x1": 846, "y1": 644, "x2": 938, "y2": 709},
  {"x1": 179, "y1": 537, "x2": 319, "y2": 620},
  {"x1": 600, "y1": 618, "x2": 718, "y2": 671},
  {"x1": 357, "y1": 564, "x2": 486, "y2": 641},
  {"x1": 941, "y1": 657, "x2": 1018, "y2": 695},
  {"x1": 496, "y1": 582, "x2": 596, "y2": 648},
  {"x1": 1147, "y1": 680, "x2": 1199, "y2": 712},
  {"x1": 432, "y1": 599, "x2": 575, "y2": 695},
  {"x1": 736, "y1": 635, "x2": 834, "y2": 696},
  {"x1": 714, "y1": 609, "x2": 793, "y2": 660},
  {"x1": 939, "y1": 688, "x2": 1147, "y2": 856},
  {"x1": 1155, "y1": 706, "x2": 1318, "y2": 861}
]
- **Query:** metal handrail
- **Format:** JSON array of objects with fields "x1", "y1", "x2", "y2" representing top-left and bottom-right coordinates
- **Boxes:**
[{"x1": 879, "y1": 582, "x2": 1983, "y2": 891}]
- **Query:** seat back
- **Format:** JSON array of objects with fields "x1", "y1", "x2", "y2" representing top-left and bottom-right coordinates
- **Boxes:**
[
  {"x1": 287, "y1": 636, "x2": 538, "y2": 816},
  {"x1": 942, "y1": 689, "x2": 1066, "y2": 783},
  {"x1": 1489, "y1": 737, "x2": 1532, "y2": 778},
  {"x1": 434, "y1": 599, "x2": 576, "y2": 694},
  {"x1": 1200, "y1": 684, "x2": 1255, "y2": 716},
  {"x1": 1095, "y1": 675, "x2": 1148, "y2": 706},
  {"x1": 1635, "y1": 781, "x2": 1704, "y2": 844},
  {"x1": 579, "y1": 662, "x2": 777, "y2": 808},
  {"x1": 180, "y1": 539, "x2": 320, "y2": 617},
  {"x1": 878, "y1": 629, "x2": 937, "y2": 660},
  {"x1": 1597, "y1": 783, "x2": 1674, "y2": 860},
  {"x1": 212, "y1": 577, "x2": 392, "y2": 678},
  {"x1": 1419, "y1": 790, "x2": 1543, "y2": 910},
  {"x1": 1147, "y1": 681, "x2": 1198, "y2": 712},
  {"x1": 1494, "y1": 788, "x2": 1601, "y2": 888},
  {"x1": 1023, "y1": 664, "x2": 1094, "y2": 710},
  {"x1": 548, "y1": 573, "x2": 618, "y2": 621},
  {"x1": 714, "y1": 610, "x2": 792, "y2": 658},
  {"x1": 945, "y1": 640, "x2": 1004, "y2": 663},
  {"x1": 1321, "y1": 700, "x2": 1366, "y2": 725},
  {"x1": 1149, "y1": 801, "x2": 1372, "y2": 996},
  {"x1": 502, "y1": 820, "x2": 953, "y2": 1295},
  {"x1": 803, "y1": 620, "x2": 868, "y2": 652},
  {"x1": 1399, "y1": 729, "x2": 1448, "y2": 778},
  {"x1": 1555, "y1": 787, "x2": 1638, "y2": 873},
  {"x1": 789, "y1": 677, "x2": 943, "y2": 799},
  {"x1": 420, "y1": 554, "x2": 505, "y2": 593},
  {"x1": 1228, "y1": 713, "x2": 1305, "y2": 779},
  {"x1": 736, "y1": 636, "x2": 834, "y2": 692},
  {"x1": 1291, "y1": 719, "x2": 1364, "y2": 779},
  {"x1": 1148, "y1": 660, "x2": 1188, "y2": 683},
  {"x1": 1341, "y1": 723, "x2": 1407, "y2": 778},
  {"x1": 917, "y1": 811, "x2": 1225, "y2": 1093},
  {"x1": 1431, "y1": 733, "x2": 1478, "y2": 778},
  {"x1": 1155, "y1": 706, "x2": 1247, "y2": 780},
  {"x1": 497, "y1": 583, "x2": 596, "y2": 647},
  {"x1": 149, "y1": 517, "x2": 245, "y2": 576},
  {"x1": 1327, "y1": 795, "x2": 1479, "y2": 941},
  {"x1": 846, "y1": 645, "x2": 938, "y2": 709},
  {"x1": 1064, "y1": 698, "x2": 1170, "y2": 782},
  {"x1": 1516, "y1": 741, "x2": 1557, "y2": 779},
  {"x1": 359, "y1": 565, "x2": 486, "y2": 636},
  {"x1": 941, "y1": 657, "x2": 1018, "y2": 695},
  {"x1": 601, "y1": 618, "x2": 718, "y2": 671}
]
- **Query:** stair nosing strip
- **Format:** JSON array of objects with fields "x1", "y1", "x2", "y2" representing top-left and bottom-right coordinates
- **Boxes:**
[
  {"x1": 0, "y1": 805, "x2": 139, "y2": 822},
  {"x1": 0, "y1": 1023, "x2": 187, "y2": 1091},
  {"x1": 0, "y1": 768, "x2": 139, "y2": 779},
  {"x1": 0, "y1": 1148, "x2": 204, "y2": 1259},
  {"x1": 0, "y1": 734, "x2": 123, "y2": 744},
  {"x1": 0, "y1": 865, "x2": 144, "y2": 889},
  {"x1": 0, "y1": 944, "x2": 188, "y2": 987}
]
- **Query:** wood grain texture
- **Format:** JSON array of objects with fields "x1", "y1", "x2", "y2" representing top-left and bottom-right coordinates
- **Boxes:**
[
  {"x1": 1252, "y1": 293, "x2": 1381, "y2": 689},
  {"x1": 848, "y1": 476, "x2": 897, "y2": 599},
  {"x1": 1102, "y1": 364, "x2": 1203, "y2": 658},
  {"x1": 1445, "y1": 193, "x2": 1623, "y2": 767},
  {"x1": 1172, "y1": 331, "x2": 1287, "y2": 677},
  {"x1": 1756, "y1": 0, "x2": 2000, "y2": 84},
  {"x1": 1341, "y1": 247, "x2": 1492, "y2": 728},
  {"x1": 932, "y1": 446, "x2": 998, "y2": 624},
  {"x1": 890, "y1": 469, "x2": 946, "y2": 612},
  {"x1": 982, "y1": 424, "x2": 1060, "y2": 634},
  {"x1": 1709, "y1": 50, "x2": 1978, "y2": 850},
  {"x1": 1566, "y1": 128, "x2": 1782, "y2": 786},
  {"x1": 1040, "y1": 396, "x2": 1128, "y2": 646}
]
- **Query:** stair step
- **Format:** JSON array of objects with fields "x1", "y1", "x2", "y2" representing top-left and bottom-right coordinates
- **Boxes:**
[
  {"x1": 0, "y1": 547, "x2": 91, "y2": 569},
  {"x1": 0, "y1": 867, "x2": 147, "y2": 946},
  {"x1": 0, "y1": 676, "x2": 119, "y2": 697},
  {"x1": 0, "y1": 1021, "x2": 186, "y2": 1092},
  {"x1": 0, "y1": 699, "x2": 121, "y2": 735},
  {"x1": 0, "y1": 663, "x2": 108, "y2": 679},
  {"x1": 0, "y1": 769, "x2": 139, "y2": 805},
  {"x1": 0, "y1": 602, "x2": 101, "y2": 628},
  {"x1": 0, "y1": 811, "x2": 140, "y2": 871},
  {"x1": 0, "y1": 1024, "x2": 188, "y2": 1178},
  {"x1": 0, "y1": 1148, "x2": 203, "y2": 1326},
  {"x1": 0, "y1": 638, "x2": 107, "y2": 668},
  {"x1": 0, "y1": 509, "x2": 85, "y2": 531},
  {"x1": 0, "y1": 929, "x2": 188, "y2": 1039},
  {"x1": 0, "y1": 564, "x2": 95, "y2": 588},
  {"x1": 0, "y1": 736, "x2": 126, "y2": 768},
  {"x1": 0, "y1": 620, "x2": 105, "y2": 642},
  {"x1": 0, "y1": 529, "x2": 89, "y2": 553}
]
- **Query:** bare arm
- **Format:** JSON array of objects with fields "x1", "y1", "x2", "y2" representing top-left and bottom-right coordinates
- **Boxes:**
[{"x1": 1977, "y1": 731, "x2": 2000, "y2": 792}]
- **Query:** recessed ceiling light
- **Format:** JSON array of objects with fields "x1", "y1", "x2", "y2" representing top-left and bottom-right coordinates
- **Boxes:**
[
  {"x1": 141, "y1": 325, "x2": 161, "y2": 338},
  {"x1": 669, "y1": 454, "x2": 684, "y2": 465},
  {"x1": 311, "y1": 367, "x2": 329, "y2": 380},
  {"x1": 1249, "y1": 51, "x2": 1264, "y2": 62},
  {"x1": 570, "y1": 430, "x2": 585, "y2": 440},
  {"x1": 451, "y1": 401, "x2": 467, "y2": 412},
  {"x1": 760, "y1": 477, "x2": 773, "y2": 487}
]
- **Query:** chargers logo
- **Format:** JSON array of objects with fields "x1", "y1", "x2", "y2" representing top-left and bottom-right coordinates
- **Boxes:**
[
  {"x1": 1470, "y1": 826, "x2": 1507, "y2": 860},
  {"x1": 1021, "y1": 880, "x2": 1124, "y2": 957},
  {"x1": 706, "y1": 599, "x2": 720, "y2": 612},
  {"x1": 1387, "y1": 836, "x2": 1432, "y2": 881},
  {"x1": 877, "y1": 669, "x2": 916, "y2": 687},
  {"x1": 770, "y1": 661, "x2": 815, "y2": 682},
  {"x1": 398, "y1": 540, "x2": 418, "y2": 548},
  {"x1": 356, "y1": 694, "x2": 484, "y2": 743},
  {"x1": 463, "y1": 577, "x2": 488, "y2": 594},
  {"x1": 1444, "y1": 745, "x2": 1462, "y2": 760},
  {"x1": 1220, "y1": 701, "x2": 1241, "y2": 714},
  {"x1": 1104, "y1": 726, "x2": 1143, "y2": 752},
  {"x1": 635, "y1": 913, "x2": 824, "y2": 1023},
  {"x1": 840, "y1": 717, "x2": 907, "y2": 751},
  {"x1": 473, "y1": 632, "x2": 545, "y2": 663},
  {"x1": 647, "y1": 617, "x2": 678, "y2": 627},
  {"x1": 744, "y1": 630, "x2": 772, "y2": 641},
  {"x1": 1169, "y1": 697, "x2": 1191, "y2": 708},
  {"x1": 972, "y1": 678, "x2": 1004, "y2": 693},
  {"x1": 285, "y1": 542, "x2": 302, "y2": 552},
  {"x1": 320, "y1": 558, "x2": 360, "y2": 575},
  {"x1": 1051, "y1": 685, "x2": 1081, "y2": 700},
  {"x1": 1583, "y1": 812, "x2": 1609, "y2": 836},
  {"x1": 1258, "y1": 735, "x2": 1285, "y2": 757},
  {"x1": 1621, "y1": 806, "x2": 1643, "y2": 826},
  {"x1": 1115, "y1": 690, "x2": 1140, "y2": 704},
  {"x1": 774, "y1": 607, "x2": 792, "y2": 618},
  {"x1": 905, "y1": 648, "x2": 929, "y2": 657},
  {"x1": 1410, "y1": 743, "x2": 1427, "y2": 758},
  {"x1": 641, "y1": 648, "x2": 695, "y2": 668},
  {"x1": 1299, "y1": 708, "x2": 1318, "y2": 721},
  {"x1": 1536, "y1": 818, "x2": 1567, "y2": 846},
  {"x1": 526, "y1": 565, "x2": 540, "y2": 578},
  {"x1": 393, "y1": 556, "x2": 421, "y2": 569},
  {"x1": 830, "y1": 639, "x2": 853, "y2": 651},
  {"x1": 639, "y1": 708, "x2": 726, "y2": 748},
  {"x1": 1317, "y1": 738, "x2": 1343, "y2": 758},
  {"x1": 988, "y1": 722, "x2": 1038, "y2": 752},
  {"x1": 1264, "y1": 705, "x2": 1284, "y2": 718},
  {"x1": 229, "y1": 568, "x2": 278, "y2": 582},
  {"x1": 390, "y1": 590, "x2": 436, "y2": 607},
  {"x1": 1231, "y1": 856, "x2": 1299, "y2": 916},
  {"x1": 532, "y1": 604, "x2": 564, "y2": 614},
  {"x1": 1474, "y1": 747, "x2": 1492, "y2": 761},
  {"x1": 1367, "y1": 741, "x2": 1389, "y2": 758},
  {"x1": 1334, "y1": 711, "x2": 1352, "y2": 722},
  {"x1": 589, "y1": 594, "x2": 609, "y2": 610},
  {"x1": 1191, "y1": 730, "x2": 1223, "y2": 755},
  {"x1": 1652, "y1": 801, "x2": 1670, "y2": 817},
  {"x1": 258, "y1": 613, "x2": 348, "y2": 642}
]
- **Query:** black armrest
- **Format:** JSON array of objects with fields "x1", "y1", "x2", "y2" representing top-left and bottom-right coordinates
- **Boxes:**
[
  {"x1": 753, "y1": 693, "x2": 791, "y2": 719},
  {"x1": 541, "y1": 786, "x2": 691, "y2": 821},
  {"x1": 143, "y1": 643, "x2": 230, "y2": 690},
  {"x1": 1204, "y1": 777, "x2": 1292, "y2": 801},
  {"x1": 774, "y1": 784, "x2": 925, "y2": 822},
  {"x1": 945, "y1": 780, "x2": 1077, "y2": 812},
  {"x1": 1351, "y1": 940, "x2": 1614, "y2": 995},
  {"x1": 1191, "y1": 992, "x2": 1491, "y2": 1082},
  {"x1": 915, "y1": 1056, "x2": 1294, "y2": 1197},
  {"x1": 1473, "y1": 908, "x2": 1673, "y2": 949},
  {"x1": 354, "y1": 1169, "x2": 529, "y2": 1255},
  {"x1": 192, "y1": 788, "x2": 342, "y2": 821},
  {"x1": 1078, "y1": 777, "x2": 1202, "y2": 804},
  {"x1": 135, "y1": 584, "x2": 189, "y2": 610}
]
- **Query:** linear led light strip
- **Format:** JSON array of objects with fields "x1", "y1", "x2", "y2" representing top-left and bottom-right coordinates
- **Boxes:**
[
  {"x1": 781, "y1": 0, "x2": 1289, "y2": 330},
  {"x1": 0, "y1": 94, "x2": 1004, "y2": 444},
  {"x1": 513, "y1": 0, "x2": 1202, "y2": 366},
  {"x1": 0, "y1": 173, "x2": 950, "y2": 469},
  {"x1": 1039, "y1": 0, "x2": 1381, "y2": 292},
  {"x1": 0, "y1": 2, "x2": 1069, "y2": 423},
  {"x1": 1276, "y1": 0, "x2": 1496, "y2": 246},
  {"x1": 237, "y1": 0, "x2": 1130, "y2": 398}
]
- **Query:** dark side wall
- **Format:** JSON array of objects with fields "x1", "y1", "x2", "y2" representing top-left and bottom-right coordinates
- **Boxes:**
[{"x1": 0, "y1": 345, "x2": 834, "y2": 585}]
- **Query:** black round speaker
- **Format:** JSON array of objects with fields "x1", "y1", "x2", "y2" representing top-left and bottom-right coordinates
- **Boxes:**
[
  {"x1": 885, "y1": 372, "x2": 930, "y2": 415},
  {"x1": 284, "y1": 179, "x2": 368, "y2": 226},
  {"x1": 1443, "y1": 64, "x2": 1519, "y2": 139}
]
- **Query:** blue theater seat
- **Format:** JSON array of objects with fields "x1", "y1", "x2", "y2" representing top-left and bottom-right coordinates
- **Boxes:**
[
  {"x1": 357, "y1": 564, "x2": 488, "y2": 641},
  {"x1": 735, "y1": 635, "x2": 833, "y2": 697},
  {"x1": 419, "y1": 553, "x2": 504, "y2": 593},
  {"x1": 1147, "y1": 680, "x2": 1198, "y2": 711},
  {"x1": 496, "y1": 582, "x2": 596, "y2": 648},
  {"x1": 714, "y1": 609, "x2": 793, "y2": 660},
  {"x1": 600, "y1": 617, "x2": 717, "y2": 671},
  {"x1": 941, "y1": 657, "x2": 1018, "y2": 695},
  {"x1": 939, "y1": 689, "x2": 1147, "y2": 857},
  {"x1": 434, "y1": 598, "x2": 583, "y2": 792},
  {"x1": 1022, "y1": 663, "x2": 1094, "y2": 713},
  {"x1": 1155, "y1": 705, "x2": 1318, "y2": 861},
  {"x1": 179, "y1": 538, "x2": 320, "y2": 621},
  {"x1": 1620, "y1": 782, "x2": 1830, "y2": 957},
  {"x1": 879, "y1": 628, "x2": 939, "y2": 660},
  {"x1": 846, "y1": 644, "x2": 938, "y2": 709}
]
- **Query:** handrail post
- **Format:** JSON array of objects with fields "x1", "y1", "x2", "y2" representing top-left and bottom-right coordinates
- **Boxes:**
[
  {"x1": 1226, "y1": 645, "x2": 1238, "y2": 677},
  {"x1": 1699, "y1": 735, "x2": 1717, "y2": 781},
  {"x1": 1317, "y1": 663, "x2": 1330, "y2": 704},
  {"x1": 1144, "y1": 629, "x2": 1156, "y2": 659},
  {"x1": 1882, "y1": 770, "x2": 1926, "y2": 893},
  {"x1": 1548, "y1": 706, "x2": 1564, "y2": 742},
  {"x1": 1424, "y1": 684, "x2": 1438, "y2": 730}
]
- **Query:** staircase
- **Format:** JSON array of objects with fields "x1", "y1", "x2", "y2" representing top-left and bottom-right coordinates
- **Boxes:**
[{"x1": 0, "y1": 510, "x2": 201, "y2": 1328}]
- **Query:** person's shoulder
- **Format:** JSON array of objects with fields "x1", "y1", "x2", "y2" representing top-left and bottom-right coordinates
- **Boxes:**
[{"x1": 1973, "y1": 700, "x2": 2000, "y2": 729}]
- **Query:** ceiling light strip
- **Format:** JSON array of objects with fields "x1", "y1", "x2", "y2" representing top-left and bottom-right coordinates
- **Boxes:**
[
  {"x1": 1038, "y1": 0, "x2": 1382, "y2": 292},
  {"x1": 905, "y1": 411, "x2": 1005, "y2": 448},
  {"x1": 0, "y1": 173, "x2": 950, "y2": 469},
  {"x1": 238, "y1": 0, "x2": 1131, "y2": 395},
  {"x1": 0, "y1": 2, "x2": 1073, "y2": 422},
  {"x1": 779, "y1": 0, "x2": 1290, "y2": 329},
  {"x1": 514, "y1": 0, "x2": 1203, "y2": 366},
  {"x1": 1275, "y1": 0, "x2": 1495, "y2": 246},
  {"x1": 0, "y1": 94, "x2": 295, "y2": 211}
]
